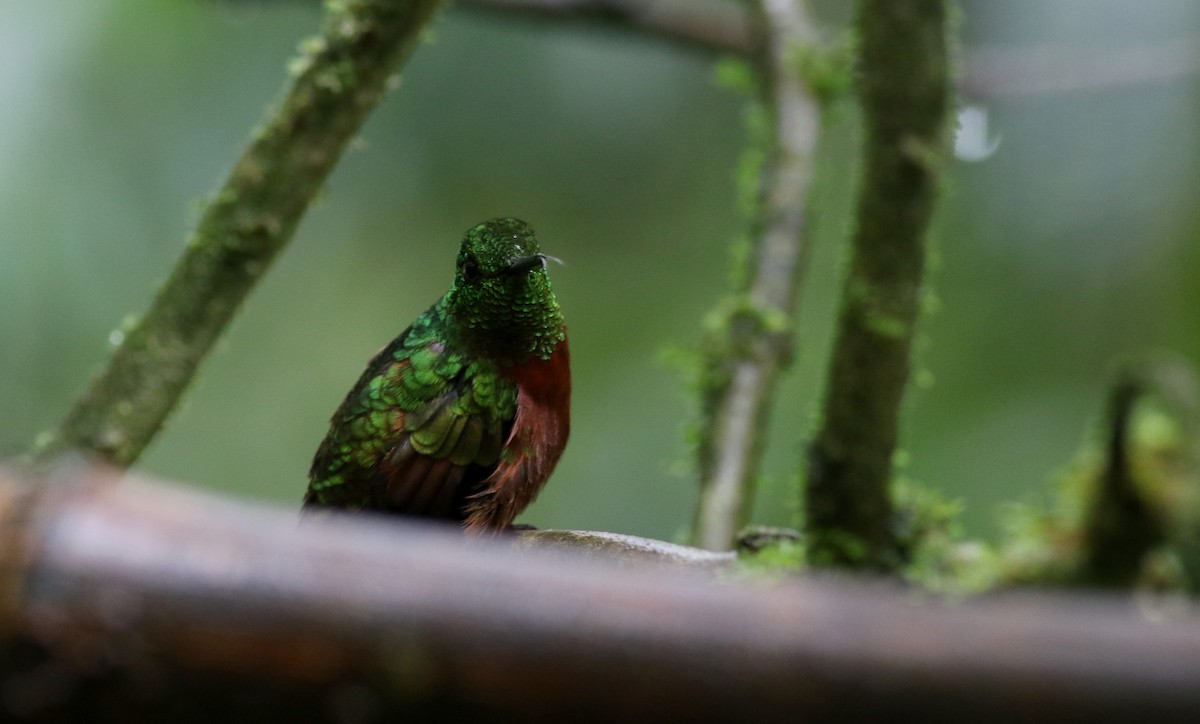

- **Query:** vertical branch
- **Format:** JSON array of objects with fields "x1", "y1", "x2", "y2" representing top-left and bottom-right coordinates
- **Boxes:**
[
  {"x1": 691, "y1": 0, "x2": 825, "y2": 551},
  {"x1": 33, "y1": 0, "x2": 443, "y2": 467},
  {"x1": 805, "y1": 0, "x2": 950, "y2": 569}
]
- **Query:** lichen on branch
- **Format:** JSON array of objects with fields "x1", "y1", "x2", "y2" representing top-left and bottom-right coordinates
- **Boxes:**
[{"x1": 690, "y1": 0, "x2": 841, "y2": 551}]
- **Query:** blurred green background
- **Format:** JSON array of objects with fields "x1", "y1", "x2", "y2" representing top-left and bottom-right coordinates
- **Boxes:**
[{"x1": 1, "y1": 0, "x2": 1198, "y2": 542}]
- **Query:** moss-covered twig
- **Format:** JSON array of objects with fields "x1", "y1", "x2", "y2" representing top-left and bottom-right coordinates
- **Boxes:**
[
  {"x1": 805, "y1": 0, "x2": 950, "y2": 570},
  {"x1": 997, "y1": 360, "x2": 1200, "y2": 589},
  {"x1": 33, "y1": 0, "x2": 443, "y2": 467},
  {"x1": 690, "y1": 1, "x2": 830, "y2": 551},
  {"x1": 1075, "y1": 361, "x2": 1200, "y2": 588}
]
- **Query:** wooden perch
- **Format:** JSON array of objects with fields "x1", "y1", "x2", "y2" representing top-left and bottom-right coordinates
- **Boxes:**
[{"x1": 4, "y1": 465, "x2": 1200, "y2": 721}]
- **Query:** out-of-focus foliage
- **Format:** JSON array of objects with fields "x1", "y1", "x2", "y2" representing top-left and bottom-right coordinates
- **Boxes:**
[{"x1": 1, "y1": 0, "x2": 1198, "y2": 542}]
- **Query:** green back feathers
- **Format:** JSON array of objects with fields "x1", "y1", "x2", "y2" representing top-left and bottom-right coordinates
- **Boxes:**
[{"x1": 307, "y1": 307, "x2": 518, "y2": 505}]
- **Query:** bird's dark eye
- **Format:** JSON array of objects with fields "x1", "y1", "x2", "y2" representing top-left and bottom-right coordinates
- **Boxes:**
[{"x1": 461, "y1": 257, "x2": 481, "y2": 282}]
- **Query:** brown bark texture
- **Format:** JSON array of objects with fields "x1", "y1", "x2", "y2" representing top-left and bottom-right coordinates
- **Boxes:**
[{"x1": 2, "y1": 464, "x2": 1200, "y2": 722}]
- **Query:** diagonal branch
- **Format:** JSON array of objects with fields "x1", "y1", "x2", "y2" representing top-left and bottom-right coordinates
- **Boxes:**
[{"x1": 33, "y1": 0, "x2": 443, "y2": 467}]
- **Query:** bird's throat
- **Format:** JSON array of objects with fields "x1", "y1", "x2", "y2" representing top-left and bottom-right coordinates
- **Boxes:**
[{"x1": 442, "y1": 294, "x2": 565, "y2": 368}]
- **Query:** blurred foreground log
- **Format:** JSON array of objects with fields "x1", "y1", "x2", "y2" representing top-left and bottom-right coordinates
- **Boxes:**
[{"x1": 3, "y1": 465, "x2": 1200, "y2": 721}]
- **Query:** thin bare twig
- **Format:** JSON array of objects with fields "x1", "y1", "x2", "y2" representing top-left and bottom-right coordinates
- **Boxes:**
[
  {"x1": 960, "y1": 37, "x2": 1200, "y2": 98},
  {"x1": 457, "y1": 0, "x2": 749, "y2": 56},
  {"x1": 461, "y1": 0, "x2": 1200, "y2": 96},
  {"x1": 33, "y1": 0, "x2": 443, "y2": 467}
]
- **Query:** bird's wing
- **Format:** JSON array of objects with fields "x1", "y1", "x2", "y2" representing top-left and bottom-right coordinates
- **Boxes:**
[{"x1": 304, "y1": 320, "x2": 517, "y2": 520}]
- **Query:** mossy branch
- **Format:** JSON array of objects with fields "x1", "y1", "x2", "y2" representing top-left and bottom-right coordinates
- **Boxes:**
[
  {"x1": 32, "y1": 0, "x2": 443, "y2": 467},
  {"x1": 689, "y1": 1, "x2": 831, "y2": 551},
  {"x1": 805, "y1": 0, "x2": 950, "y2": 570}
]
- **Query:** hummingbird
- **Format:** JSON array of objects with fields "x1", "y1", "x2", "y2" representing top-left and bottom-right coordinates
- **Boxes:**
[{"x1": 304, "y1": 218, "x2": 570, "y2": 533}]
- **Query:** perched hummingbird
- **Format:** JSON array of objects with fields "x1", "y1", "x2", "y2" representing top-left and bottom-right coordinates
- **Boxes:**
[{"x1": 304, "y1": 218, "x2": 570, "y2": 533}]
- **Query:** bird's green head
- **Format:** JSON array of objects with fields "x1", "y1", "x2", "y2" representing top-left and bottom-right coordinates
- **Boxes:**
[{"x1": 445, "y1": 218, "x2": 565, "y2": 364}]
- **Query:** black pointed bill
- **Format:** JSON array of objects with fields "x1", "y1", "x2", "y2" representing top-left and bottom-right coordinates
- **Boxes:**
[{"x1": 505, "y1": 253, "x2": 548, "y2": 274}]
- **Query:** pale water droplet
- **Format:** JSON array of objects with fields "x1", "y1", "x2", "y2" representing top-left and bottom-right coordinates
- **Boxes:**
[
  {"x1": 955, "y1": 104, "x2": 1001, "y2": 162},
  {"x1": 108, "y1": 329, "x2": 125, "y2": 346}
]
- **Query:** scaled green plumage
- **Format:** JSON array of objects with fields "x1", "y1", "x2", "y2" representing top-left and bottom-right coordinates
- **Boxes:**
[
  {"x1": 304, "y1": 218, "x2": 570, "y2": 529},
  {"x1": 306, "y1": 302, "x2": 517, "y2": 509}
]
